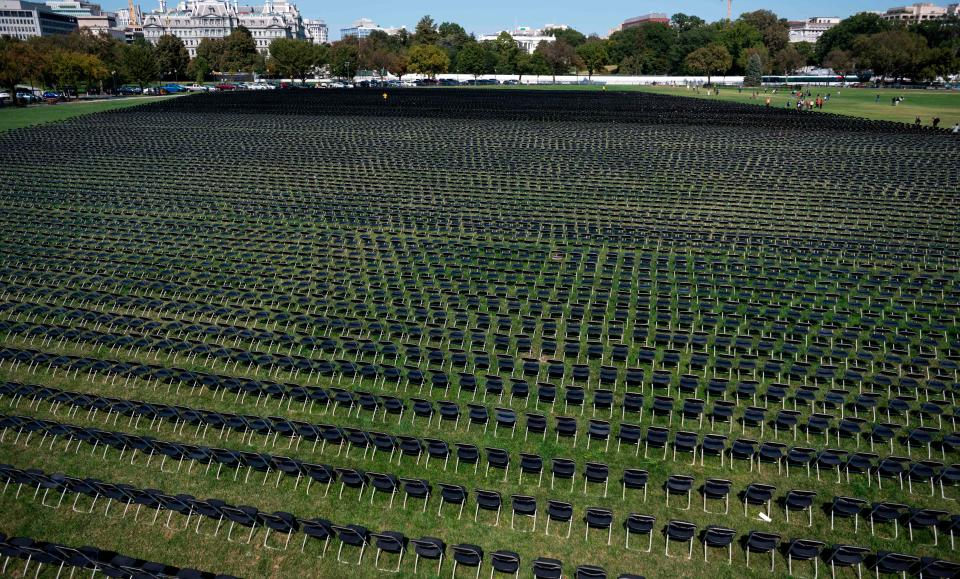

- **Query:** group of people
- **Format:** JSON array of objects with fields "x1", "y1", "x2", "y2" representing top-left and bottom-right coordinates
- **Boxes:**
[{"x1": 917, "y1": 116, "x2": 960, "y2": 132}]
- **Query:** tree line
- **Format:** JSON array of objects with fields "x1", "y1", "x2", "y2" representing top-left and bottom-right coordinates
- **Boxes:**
[{"x1": 2, "y1": 10, "x2": 959, "y2": 99}]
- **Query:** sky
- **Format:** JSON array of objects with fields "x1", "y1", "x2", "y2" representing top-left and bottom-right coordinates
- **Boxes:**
[{"x1": 105, "y1": 0, "x2": 899, "y2": 39}]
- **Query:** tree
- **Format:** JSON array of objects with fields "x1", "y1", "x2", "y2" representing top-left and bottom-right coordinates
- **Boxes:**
[
  {"x1": 853, "y1": 30, "x2": 928, "y2": 83},
  {"x1": 737, "y1": 45, "x2": 769, "y2": 75},
  {"x1": 544, "y1": 27, "x2": 586, "y2": 48},
  {"x1": 195, "y1": 38, "x2": 224, "y2": 72},
  {"x1": 414, "y1": 15, "x2": 439, "y2": 45},
  {"x1": 328, "y1": 40, "x2": 359, "y2": 79},
  {"x1": 67, "y1": 29, "x2": 124, "y2": 74},
  {"x1": 815, "y1": 12, "x2": 889, "y2": 64},
  {"x1": 491, "y1": 32, "x2": 521, "y2": 74},
  {"x1": 684, "y1": 42, "x2": 732, "y2": 84},
  {"x1": 671, "y1": 13, "x2": 706, "y2": 33},
  {"x1": 717, "y1": 20, "x2": 763, "y2": 73},
  {"x1": 221, "y1": 26, "x2": 257, "y2": 73},
  {"x1": 773, "y1": 45, "x2": 806, "y2": 75},
  {"x1": 457, "y1": 41, "x2": 494, "y2": 79},
  {"x1": 187, "y1": 56, "x2": 211, "y2": 83},
  {"x1": 387, "y1": 51, "x2": 409, "y2": 81},
  {"x1": 122, "y1": 39, "x2": 158, "y2": 91},
  {"x1": 155, "y1": 34, "x2": 189, "y2": 80},
  {"x1": 793, "y1": 41, "x2": 816, "y2": 67},
  {"x1": 669, "y1": 24, "x2": 719, "y2": 73},
  {"x1": 576, "y1": 39, "x2": 608, "y2": 78},
  {"x1": 408, "y1": 44, "x2": 449, "y2": 77},
  {"x1": 269, "y1": 38, "x2": 318, "y2": 82},
  {"x1": 743, "y1": 52, "x2": 763, "y2": 85},
  {"x1": 823, "y1": 48, "x2": 855, "y2": 76},
  {"x1": 437, "y1": 21, "x2": 470, "y2": 69},
  {"x1": 0, "y1": 39, "x2": 35, "y2": 105},
  {"x1": 535, "y1": 39, "x2": 578, "y2": 82},
  {"x1": 739, "y1": 10, "x2": 789, "y2": 54}
]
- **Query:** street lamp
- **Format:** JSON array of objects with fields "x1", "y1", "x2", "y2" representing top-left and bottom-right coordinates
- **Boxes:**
[{"x1": 111, "y1": 70, "x2": 116, "y2": 95}]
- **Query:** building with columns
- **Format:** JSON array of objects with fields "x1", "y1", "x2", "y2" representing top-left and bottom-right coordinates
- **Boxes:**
[{"x1": 141, "y1": 0, "x2": 310, "y2": 57}]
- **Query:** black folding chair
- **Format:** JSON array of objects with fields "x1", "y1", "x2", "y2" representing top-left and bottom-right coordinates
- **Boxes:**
[{"x1": 744, "y1": 531, "x2": 780, "y2": 572}]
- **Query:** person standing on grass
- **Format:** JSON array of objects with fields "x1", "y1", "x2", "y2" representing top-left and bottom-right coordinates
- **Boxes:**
[
  {"x1": 932, "y1": 117, "x2": 940, "y2": 129},
  {"x1": 915, "y1": 116, "x2": 922, "y2": 128},
  {"x1": 876, "y1": 94, "x2": 880, "y2": 103},
  {"x1": 953, "y1": 122, "x2": 959, "y2": 133}
]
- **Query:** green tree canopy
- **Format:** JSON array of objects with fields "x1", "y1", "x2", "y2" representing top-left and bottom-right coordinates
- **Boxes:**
[
  {"x1": 739, "y1": 10, "x2": 789, "y2": 54},
  {"x1": 535, "y1": 39, "x2": 578, "y2": 82},
  {"x1": 823, "y1": 48, "x2": 855, "y2": 76},
  {"x1": 328, "y1": 39, "x2": 359, "y2": 79},
  {"x1": 671, "y1": 13, "x2": 706, "y2": 32},
  {"x1": 717, "y1": 19, "x2": 763, "y2": 73},
  {"x1": 408, "y1": 44, "x2": 449, "y2": 77},
  {"x1": 0, "y1": 38, "x2": 37, "y2": 103},
  {"x1": 221, "y1": 26, "x2": 258, "y2": 73},
  {"x1": 155, "y1": 34, "x2": 189, "y2": 80},
  {"x1": 491, "y1": 32, "x2": 521, "y2": 74},
  {"x1": 576, "y1": 39, "x2": 608, "y2": 78},
  {"x1": 122, "y1": 39, "x2": 158, "y2": 90},
  {"x1": 853, "y1": 29, "x2": 928, "y2": 83},
  {"x1": 684, "y1": 42, "x2": 732, "y2": 83},
  {"x1": 269, "y1": 38, "x2": 321, "y2": 82},
  {"x1": 544, "y1": 27, "x2": 586, "y2": 47},
  {"x1": 186, "y1": 56, "x2": 211, "y2": 83},
  {"x1": 414, "y1": 15, "x2": 439, "y2": 45},
  {"x1": 457, "y1": 41, "x2": 495, "y2": 78},
  {"x1": 743, "y1": 52, "x2": 763, "y2": 85},
  {"x1": 815, "y1": 12, "x2": 889, "y2": 64},
  {"x1": 772, "y1": 45, "x2": 806, "y2": 75},
  {"x1": 195, "y1": 38, "x2": 224, "y2": 71}
]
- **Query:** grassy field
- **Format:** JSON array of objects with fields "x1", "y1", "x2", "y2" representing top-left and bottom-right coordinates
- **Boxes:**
[
  {"x1": 470, "y1": 84, "x2": 960, "y2": 127},
  {"x1": 0, "y1": 89, "x2": 956, "y2": 579},
  {"x1": 0, "y1": 96, "x2": 171, "y2": 132}
]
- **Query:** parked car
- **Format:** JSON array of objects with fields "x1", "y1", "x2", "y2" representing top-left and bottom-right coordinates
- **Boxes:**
[
  {"x1": 16, "y1": 91, "x2": 39, "y2": 103},
  {"x1": 184, "y1": 84, "x2": 208, "y2": 92},
  {"x1": 42, "y1": 91, "x2": 63, "y2": 100},
  {"x1": 159, "y1": 83, "x2": 187, "y2": 93},
  {"x1": 118, "y1": 86, "x2": 142, "y2": 95},
  {"x1": 215, "y1": 83, "x2": 238, "y2": 91},
  {"x1": 502, "y1": 79, "x2": 519, "y2": 85},
  {"x1": 438, "y1": 78, "x2": 460, "y2": 86}
]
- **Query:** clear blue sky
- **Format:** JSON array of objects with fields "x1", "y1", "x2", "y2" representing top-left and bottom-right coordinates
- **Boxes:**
[{"x1": 106, "y1": 0, "x2": 895, "y2": 39}]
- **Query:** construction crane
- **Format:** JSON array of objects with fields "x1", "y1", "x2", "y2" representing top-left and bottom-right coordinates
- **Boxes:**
[{"x1": 128, "y1": 0, "x2": 140, "y2": 28}]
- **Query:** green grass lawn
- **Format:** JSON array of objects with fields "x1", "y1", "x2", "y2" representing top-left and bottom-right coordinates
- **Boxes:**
[
  {"x1": 0, "y1": 96, "x2": 172, "y2": 132},
  {"x1": 470, "y1": 84, "x2": 960, "y2": 127}
]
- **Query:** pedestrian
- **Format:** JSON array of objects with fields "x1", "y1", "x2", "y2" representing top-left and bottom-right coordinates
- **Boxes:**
[
  {"x1": 953, "y1": 122, "x2": 959, "y2": 133},
  {"x1": 875, "y1": 94, "x2": 880, "y2": 103},
  {"x1": 932, "y1": 117, "x2": 940, "y2": 129},
  {"x1": 915, "y1": 116, "x2": 922, "y2": 128},
  {"x1": 765, "y1": 97, "x2": 771, "y2": 107}
]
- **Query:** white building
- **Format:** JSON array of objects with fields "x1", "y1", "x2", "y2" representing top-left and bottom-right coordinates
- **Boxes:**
[
  {"x1": 478, "y1": 25, "x2": 559, "y2": 54},
  {"x1": 339, "y1": 17, "x2": 403, "y2": 39},
  {"x1": 115, "y1": 4, "x2": 142, "y2": 28},
  {"x1": 881, "y1": 2, "x2": 959, "y2": 23},
  {"x1": 44, "y1": 0, "x2": 125, "y2": 37},
  {"x1": 302, "y1": 16, "x2": 325, "y2": 43},
  {"x1": 0, "y1": 0, "x2": 77, "y2": 38},
  {"x1": 787, "y1": 17, "x2": 840, "y2": 43},
  {"x1": 141, "y1": 0, "x2": 308, "y2": 57}
]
